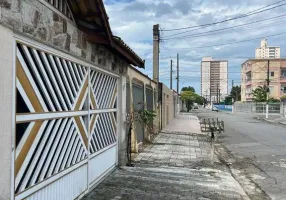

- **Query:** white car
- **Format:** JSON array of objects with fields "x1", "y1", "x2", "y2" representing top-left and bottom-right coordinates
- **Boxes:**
[{"x1": 212, "y1": 106, "x2": 218, "y2": 112}]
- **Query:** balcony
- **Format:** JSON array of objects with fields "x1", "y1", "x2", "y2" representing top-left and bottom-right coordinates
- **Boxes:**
[
  {"x1": 280, "y1": 76, "x2": 286, "y2": 83},
  {"x1": 245, "y1": 79, "x2": 252, "y2": 86}
]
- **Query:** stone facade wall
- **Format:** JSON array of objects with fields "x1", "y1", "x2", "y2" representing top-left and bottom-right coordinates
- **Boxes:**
[{"x1": 0, "y1": 0, "x2": 128, "y2": 75}]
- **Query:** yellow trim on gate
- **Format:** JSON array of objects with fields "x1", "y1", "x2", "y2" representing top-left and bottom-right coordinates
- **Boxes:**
[
  {"x1": 109, "y1": 87, "x2": 117, "y2": 108},
  {"x1": 17, "y1": 58, "x2": 44, "y2": 113},
  {"x1": 15, "y1": 121, "x2": 43, "y2": 176},
  {"x1": 74, "y1": 116, "x2": 88, "y2": 147},
  {"x1": 89, "y1": 114, "x2": 97, "y2": 133},
  {"x1": 90, "y1": 89, "x2": 97, "y2": 110},
  {"x1": 74, "y1": 77, "x2": 88, "y2": 111}
]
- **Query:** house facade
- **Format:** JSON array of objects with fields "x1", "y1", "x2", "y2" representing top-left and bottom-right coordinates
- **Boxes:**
[
  {"x1": 0, "y1": 1, "x2": 144, "y2": 200},
  {"x1": 241, "y1": 59, "x2": 286, "y2": 101}
]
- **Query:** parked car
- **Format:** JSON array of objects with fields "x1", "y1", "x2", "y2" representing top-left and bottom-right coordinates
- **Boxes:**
[
  {"x1": 193, "y1": 103, "x2": 198, "y2": 109},
  {"x1": 212, "y1": 106, "x2": 218, "y2": 112}
]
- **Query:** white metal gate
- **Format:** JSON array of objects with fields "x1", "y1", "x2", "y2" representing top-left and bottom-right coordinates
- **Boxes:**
[{"x1": 14, "y1": 41, "x2": 118, "y2": 200}]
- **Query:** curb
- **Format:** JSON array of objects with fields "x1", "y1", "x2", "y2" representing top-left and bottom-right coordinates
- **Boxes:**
[{"x1": 256, "y1": 117, "x2": 286, "y2": 125}]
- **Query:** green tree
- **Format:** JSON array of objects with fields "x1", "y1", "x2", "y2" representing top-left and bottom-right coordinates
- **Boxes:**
[
  {"x1": 181, "y1": 86, "x2": 195, "y2": 93},
  {"x1": 181, "y1": 91, "x2": 197, "y2": 112},
  {"x1": 252, "y1": 85, "x2": 267, "y2": 102},
  {"x1": 194, "y1": 95, "x2": 204, "y2": 105},
  {"x1": 230, "y1": 86, "x2": 241, "y2": 102},
  {"x1": 224, "y1": 96, "x2": 233, "y2": 105}
]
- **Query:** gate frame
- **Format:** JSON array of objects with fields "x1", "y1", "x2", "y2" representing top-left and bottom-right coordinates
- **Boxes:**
[{"x1": 12, "y1": 33, "x2": 121, "y2": 200}]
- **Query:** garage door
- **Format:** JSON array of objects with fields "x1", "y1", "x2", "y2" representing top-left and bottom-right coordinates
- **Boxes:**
[
  {"x1": 14, "y1": 42, "x2": 118, "y2": 200},
  {"x1": 132, "y1": 82, "x2": 144, "y2": 143}
]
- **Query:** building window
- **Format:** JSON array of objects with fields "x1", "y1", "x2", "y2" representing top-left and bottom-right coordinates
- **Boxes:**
[
  {"x1": 246, "y1": 87, "x2": 251, "y2": 94},
  {"x1": 282, "y1": 86, "x2": 286, "y2": 94},
  {"x1": 246, "y1": 72, "x2": 251, "y2": 82},
  {"x1": 270, "y1": 71, "x2": 275, "y2": 77},
  {"x1": 281, "y1": 69, "x2": 286, "y2": 78}
]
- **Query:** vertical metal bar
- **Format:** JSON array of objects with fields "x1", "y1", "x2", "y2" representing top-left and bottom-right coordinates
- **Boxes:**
[
  {"x1": 11, "y1": 39, "x2": 17, "y2": 200},
  {"x1": 116, "y1": 78, "x2": 119, "y2": 165},
  {"x1": 87, "y1": 66, "x2": 90, "y2": 190}
]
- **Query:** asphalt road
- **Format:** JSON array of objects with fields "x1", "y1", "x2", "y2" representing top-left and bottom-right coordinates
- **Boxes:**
[{"x1": 194, "y1": 109, "x2": 286, "y2": 200}]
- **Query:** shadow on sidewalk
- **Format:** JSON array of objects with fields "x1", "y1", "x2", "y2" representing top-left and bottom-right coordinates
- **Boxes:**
[{"x1": 81, "y1": 131, "x2": 249, "y2": 200}]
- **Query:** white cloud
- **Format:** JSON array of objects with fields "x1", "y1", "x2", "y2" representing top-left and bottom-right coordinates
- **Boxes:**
[{"x1": 104, "y1": 0, "x2": 286, "y2": 93}]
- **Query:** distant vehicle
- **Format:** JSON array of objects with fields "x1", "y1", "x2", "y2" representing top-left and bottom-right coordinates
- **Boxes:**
[
  {"x1": 193, "y1": 103, "x2": 198, "y2": 109},
  {"x1": 212, "y1": 106, "x2": 218, "y2": 112}
]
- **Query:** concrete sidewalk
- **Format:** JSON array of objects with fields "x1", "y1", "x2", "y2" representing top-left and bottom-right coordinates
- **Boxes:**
[
  {"x1": 256, "y1": 115, "x2": 286, "y2": 125},
  {"x1": 162, "y1": 113, "x2": 202, "y2": 134},
  {"x1": 81, "y1": 114, "x2": 249, "y2": 200}
]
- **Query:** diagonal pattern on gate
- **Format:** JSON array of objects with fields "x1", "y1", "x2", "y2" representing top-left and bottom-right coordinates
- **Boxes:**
[
  {"x1": 15, "y1": 118, "x2": 88, "y2": 193},
  {"x1": 89, "y1": 113, "x2": 117, "y2": 154},
  {"x1": 90, "y1": 69, "x2": 117, "y2": 109},
  {"x1": 16, "y1": 43, "x2": 88, "y2": 112}
]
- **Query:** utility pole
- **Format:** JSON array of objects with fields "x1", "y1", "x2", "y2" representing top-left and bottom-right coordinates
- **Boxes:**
[
  {"x1": 216, "y1": 83, "x2": 219, "y2": 103},
  {"x1": 210, "y1": 87, "x2": 212, "y2": 104},
  {"x1": 170, "y1": 60, "x2": 173, "y2": 90},
  {"x1": 176, "y1": 53, "x2": 180, "y2": 114},
  {"x1": 219, "y1": 88, "x2": 221, "y2": 103},
  {"x1": 232, "y1": 80, "x2": 234, "y2": 104},
  {"x1": 266, "y1": 60, "x2": 270, "y2": 119},
  {"x1": 177, "y1": 53, "x2": 179, "y2": 103},
  {"x1": 153, "y1": 24, "x2": 160, "y2": 100}
]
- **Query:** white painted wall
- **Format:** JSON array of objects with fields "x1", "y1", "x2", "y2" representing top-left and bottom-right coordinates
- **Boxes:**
[
  {"x1": 0, "y1": 24, "x2": 14, "y2": 200},
  {"x1": 219, "y1": 61, "x2": 228, "y2": 96},
  {"x1": 201, "y1": 61, "x2": 210, "y2": 100},
  {"x1": 118, "y1": 76, "x2": 127, "y2": 166}
]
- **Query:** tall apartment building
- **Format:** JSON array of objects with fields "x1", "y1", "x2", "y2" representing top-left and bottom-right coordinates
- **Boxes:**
[
  {"x1": 255, "y1": 38, "x2": 280, "y2": 59},
  {"x1": 241, "y1": 59, "x2": 286, "y2": 101},
  {"x1": 201, "y1": 57, "x2": 228, "y2": 103}
]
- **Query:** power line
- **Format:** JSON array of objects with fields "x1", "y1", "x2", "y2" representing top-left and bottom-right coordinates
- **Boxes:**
[
  {"x1": 161, "y1": 31, "x2": 286, "y2": 50},
  {"x1": 162, "y1": 14, "x2": 286, "y2": 40},
  {"x1": 161, "y1": 0, "x2": 286, "y2": 31}
]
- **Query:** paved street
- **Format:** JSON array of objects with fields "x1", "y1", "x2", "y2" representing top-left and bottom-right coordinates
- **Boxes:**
[
  {"x1": 194, "y1": 109, "x2": 286, "y2": 200},
  {"x1": 82, "y1": 114, "x2": 249, "y2": 200}
]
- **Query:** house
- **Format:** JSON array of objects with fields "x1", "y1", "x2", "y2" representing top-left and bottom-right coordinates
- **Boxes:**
[
  {"x1": 0, "y1": 0, "x2": 144, "y2": 200},
  {"x1": 241, "y1": 59, "x2": 286, "y2": 101}
]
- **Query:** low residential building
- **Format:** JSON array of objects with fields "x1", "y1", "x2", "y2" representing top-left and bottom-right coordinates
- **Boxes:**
[
  {"x1": 126, "y1": 66, "x2": 178, "y2": 153},
  {"x1": 201, "y1": 57, "x2": 228, "y2": 103},
  {"x1": 126, "y1": 66, "x2": 157, "y2": 152},
  {"x1": 241, "y1": 59, "x2": 286, "y2": 101},
  {"x1": 255, "y1": 38, "x2": 280, "y2": 59}
]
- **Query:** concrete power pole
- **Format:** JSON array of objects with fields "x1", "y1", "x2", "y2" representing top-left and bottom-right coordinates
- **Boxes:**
[
  {"x1": 266, "y1": 60, "x2": 270, "y2": 119},
  {"x1": 153, "y1": 24, "x2": 160, "y2": 99},
  {"x1": 216, "y1": 83, "x2": 219, "y2": 103},
  {"x1": 170, "y1": 60, "x2": 173, "y2": 90},
  {"x1": 232, "y1": 80, "x2": 234, "y2": 104},
  {"x1": 176, "y1": 53, "x2": 180, "y2": 114}
]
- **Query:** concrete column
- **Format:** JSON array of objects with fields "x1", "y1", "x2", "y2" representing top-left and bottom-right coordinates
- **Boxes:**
[
  {"x1": 118, "y1": 76, "x2": 127, "y2": 166},
  {"x1": 0, "y1": 24, "x2": 14, "y2": 200}
]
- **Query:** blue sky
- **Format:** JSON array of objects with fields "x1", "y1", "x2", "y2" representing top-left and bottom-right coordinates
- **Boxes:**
[{"x1": 103, "y1": 0, "x2": 286, "y2": 94}]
